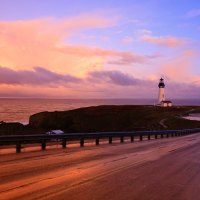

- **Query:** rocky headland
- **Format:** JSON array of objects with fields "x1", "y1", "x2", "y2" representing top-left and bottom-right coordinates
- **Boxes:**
[{"x1": 1, "y1": 105, "x2": 200, "y2": 135}]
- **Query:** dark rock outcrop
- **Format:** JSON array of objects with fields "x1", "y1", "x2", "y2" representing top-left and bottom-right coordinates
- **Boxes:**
[
  {"x1": 0, "y1": 122, "x2": 45, "y2": 135},
  {"x1": 0, "y1": 122, "x2": 24, "y2": 135}
]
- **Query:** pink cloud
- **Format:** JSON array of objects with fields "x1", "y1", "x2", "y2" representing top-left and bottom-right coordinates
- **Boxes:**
[
  {"x1": 59, "y1": 45, "x2": 150, "y2": 65},
  {"x1": 88, "y1": 70, "x2": 145, "y2": 86},
  {"x1": 121, "y1": 36, "x2": 134, "y2": 45},
  {"x1": 0, "y1": 66, "x2": 81, "y2": 86},
  {"x1": 0, "y1": 15, "x2": 116, "y2": 76},
  {"x1": 142, "y1": 35, "x2": 186, "y2": 48},
  {"x1": 1, "y1": 66, "x2": 200, "y2": 99},
  {"x1": 0, "y1": 14, "x2": 155, "y2": 81},
  {"x1": 1, "y1": 14, "x2": 197, "y2": 99},
  {"x1": 160, "y1": 49, "x2": 197, "y2": 81}
]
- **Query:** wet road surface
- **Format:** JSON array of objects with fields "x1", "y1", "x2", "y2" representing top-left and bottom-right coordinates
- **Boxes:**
[{"x1": 1, "y1": 134, "x2": 200, "y2": 200}]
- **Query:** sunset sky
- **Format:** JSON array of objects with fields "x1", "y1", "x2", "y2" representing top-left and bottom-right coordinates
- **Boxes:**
[{"x1": 0, "y1": 0, "x2": 200, "y2": 98}]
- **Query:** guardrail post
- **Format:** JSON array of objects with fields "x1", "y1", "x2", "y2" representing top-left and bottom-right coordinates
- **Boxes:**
[
  {"x1": 140, "y1": 135, "x2": 143, "y2": 141},
  {"x1": 80, "y1": 138, "x2": 84, "y2": 147},
  {"x1": 167, "y1": 134, "x2": 169, "y2": 138},
  {"x1": 155, "y1": 134, "x2": 157, "y2": 139},
  {"x1": 41, "y1": 140, "x2": 46, "y2": 150},
  {"x1": 148, "y1": 135, "x2": 150, "y2": 140},
  {"x1": 16, "y1": 142, "x2": 21, "y2": 153},
  {"x1": 171, "y1": 133, "x2": 174, "y2": 137},
  {"x1": 109, "y1": 136, "x2": 112, "y2": 144},
  {"x1": 120, "y1": 136, "x2": 124, "y2": 143},
  {"x1": 62, "y1": 139, "x2": 67, "y2": 148},
  {"x1": 131, "y1": 136, "x2": 134, "y2": 142},
  {"x1": 96, "y1": 138, "x2": 99, "y2": 145},
  {"x1": 161, "y1": 134, "x2": 164, "y2": 138}
]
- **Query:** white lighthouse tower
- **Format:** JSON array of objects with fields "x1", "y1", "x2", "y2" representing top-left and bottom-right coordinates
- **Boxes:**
[
  {"x1": 158, "y1": 78, "x2": 165, "y2": 104},
  {"x1": 157, "y1": 78, "x2": 172, "y2": 107}
]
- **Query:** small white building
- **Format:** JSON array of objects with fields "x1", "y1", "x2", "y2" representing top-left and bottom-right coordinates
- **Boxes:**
[{"x1": 160, "y1": 100, "x2": 172, "y2": 107}]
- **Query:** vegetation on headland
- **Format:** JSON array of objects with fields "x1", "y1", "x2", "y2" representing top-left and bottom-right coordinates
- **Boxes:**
[{"x1": 1, "y1": 105, "x2": 200, "y2": 135}]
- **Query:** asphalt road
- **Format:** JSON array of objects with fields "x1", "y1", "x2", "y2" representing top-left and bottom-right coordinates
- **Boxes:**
[{"x1": 1, "y1": 134, "x2": 200, "y2": 200}]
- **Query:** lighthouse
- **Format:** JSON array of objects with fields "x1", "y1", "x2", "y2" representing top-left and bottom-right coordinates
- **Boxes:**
[
  {"x1": 158, "y1": 78, "x2": 165, "y2": 103},
  {"x1": 157, "y1": 78, "x2": 172, "y2": 107}
]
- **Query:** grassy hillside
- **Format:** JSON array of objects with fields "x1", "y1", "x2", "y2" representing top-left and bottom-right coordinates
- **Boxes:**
[{"x1": 29, "y1": 105, "x2": 200, "y2": 133}]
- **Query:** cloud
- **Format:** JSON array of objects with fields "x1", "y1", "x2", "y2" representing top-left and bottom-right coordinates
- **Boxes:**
[
  {"x1": 185, "y1": 8, "x2": 200, "y2": 18},
  {"x1": 1, "y1": 66, "x2": 200, "y2": 99},
  {"x1": 0, "y1": 15, "x2": 157, "y2": 80},
  {"x1": 160, "y1": 49, "x2": 197, "y2": 81},
  {"x1": 138, "y1": 29, "x2": 152, "y2": 35},
  {"x1": 88, "y1": 70, "x2": 148, "y2": 86},
  {"x1": 0, "y1": 66, "x2": 81, "y2": 86},
  {"x1": 0, "y1": 15, "x2": 116, "y2": 76},
  {"x1": 87, "y1": 71, "x2": 200, "y2": 99},
  {"x1": 0, "y1": 65, "x2": 152, "y2": 88},
  {"x1": 161, "y1": 80, "x2": 200, "y2": 99},
  {"x1": 137, "y1": 29, "x2": 186, "y2": 48},
  {"x1": 142, "y1": 35, "x2": 186, "y2": 48},
  {"x1": 121, "y1": 36, "x2": 134, "y2": 44},
  {"x1": 59, "y1": 45, "x2": 151, "y2": 66}
]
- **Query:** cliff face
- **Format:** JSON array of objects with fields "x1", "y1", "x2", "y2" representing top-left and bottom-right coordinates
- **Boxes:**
[{"x1": 29, "y1": 105, "x2": 200, "y2": 133}]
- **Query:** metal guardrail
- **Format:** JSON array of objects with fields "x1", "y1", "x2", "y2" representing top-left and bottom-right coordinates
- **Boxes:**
[{"x1": 1, "y1": 128, "x2": 200, "y2": 153}]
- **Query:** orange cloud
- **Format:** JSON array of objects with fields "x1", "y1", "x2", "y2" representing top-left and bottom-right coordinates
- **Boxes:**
[
  {"x1": 0, "y1": 15, "x2": 116, "y2": 76},
  {"x1": 0, "y1": 14, "x2": 165, "y2": 98},
  {"x1": 59, "y1": 45, "x2": 149, "y2": 65},
  {"x1": 142, "y1": 35, "x2": 186, "y2": 48},
  {"x1": 0, "y1": 14, "x2": 153, "y2": 81}
]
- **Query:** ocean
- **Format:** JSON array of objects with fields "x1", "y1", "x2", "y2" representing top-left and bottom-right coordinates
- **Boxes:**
[{"x1": 0, "y1": 98, "x2": 200, "y2": 124}]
